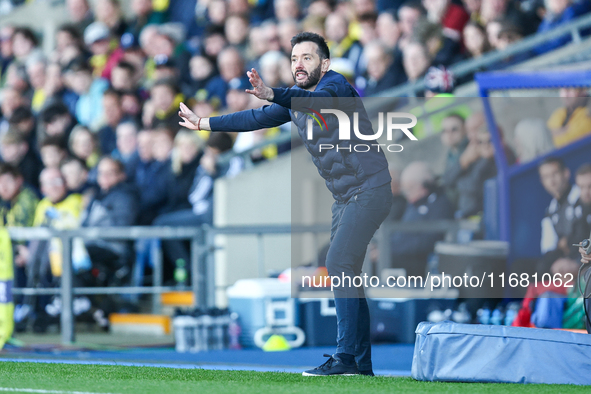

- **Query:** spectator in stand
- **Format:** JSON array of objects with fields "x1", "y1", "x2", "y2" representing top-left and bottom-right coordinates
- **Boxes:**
[
  {"x1": 110, "y1": 61, "x2": 138, "y2": 92},
  {"x1": 398, "y1": 1, "x2": 426, "y2": 50},
  {"x1": 480, "y1": 0, "x2": 539, "y2": 35},
  {"x1": 535, "y1": 157, "x2": 580, "y2": 275},
  {"x1": 258, "y1": 51, "x2": 293, "y2": 90},
  {"x1": 0, "y1": 131, "x2": 42, "y2": 190},
  {"x1": 84, "y1": 22, "x2": 125, "y2": 80},
  {"x1": 207, "y1": 46, "x2": 248, "y2": 108},
  {"x1": 65, "y1": 59, "x2": 109, "y2": 129},
  {"x1": 77, "y1": 157, "x2": 139, "y2": 326},
  {"x1": 43, "y1": 62, "x2": 79, "y2": 116},
  {"x1": 463, "y1": 21, "x2": 490, "y2": 58},
  {"x1": 463, "y1": 0, "x2": 483, "y2": 22},
  {"x1": 363, "y1": 40, "x2": 406, "y2": 95},
  {"x1": 454, "y1": 126, "x2": 514, "y2": 218},
  {"x1": 150, "y1": 79, "x2": 183, "y2": 130},
  {"x1": 66, "y1": 0, "x2": 94, "y2": 34},
  {"x1": 27, "y1": 167, "x2": 83, "y2": 332},
  {"x1": 0, "y1": 86, "x2": 26, "y2": 133},
  {"x1": 94, "y1": 0, "x2": 128, "y2": 39},
  {"x1": 133, "y1": 129, "x2": 169, "y2": 224},
  {"x1": 127, "y1": 0, "x2": 167, "y2": 38},
  {"x1": 547, "y1": 87, "x2": 591, "y2": 148},
  {"x1": 60, "y1": 156, "x2": 96, "y2": 207},
  {"x1": 390, "y1": 161, "x2": 454, "y2": 277},
  {"x1": 183, "y1": 55, "x2": 216, "y2": 98},
  {"x1": 275, "y1": 0, "x2": 301, "y2": 21},
  {"x1": 69, "y1": 125, "x2": 101, "y2": 173},
  {"x1": 112, "y1": 120, "x2": 140, "y2": 180},
  {"x1": 25, "y1": 55, "x2": 47, "y2": 113},
  {"x1": 120, "y1": 90, "x2": 143, "y2": 121},
  {"x1": 162, "y1": 130, "x2": 203, "y2": 214},
  {"x1": 403, "y1": 41, "x2": 432, "y2": 83},
  {"x1": 41, "y1": 102, "x2": 77, "y2": 145},
  {"x1": 225, "y1": 14, "x2": 251, "y2": 54},
  {"x1": 4, "y1": 63, "x2": 31, "y2": 100},
  {"x1": 0, "y1": 164, "x2": 39, "y2": 324},
  {"x1": 97, "y1": 89, "x2": 124, "y2": 155},
  {"x1": 0, "y1": 25, "x2": 15, "y2": 83},
  {"x1": 513, "y1": 118, "x2": 554, "y2": 163},
  {"x1": 39, "y1": 137, "x2": 68, "y2": 170},
  {"x1": 413, "y1": 19, "x2": 463, "y2": 67},
  {"x1": 325, "y1": 13, "x2": 364, "y2": 75},
  {"x1": 12, "y1": 27, "x2": 42, "y2": 66},
  {"x1": 376, "y1": 9, "x2": 401, "y2": 50},
  {"x1": 440, "y1": 113, "x2": 469, "y2": 206},
  {"x1": 535, "y1": 0, "x2": 591, "y2": 54},
  {"x1": 0, "y1": 163, "x2": 39, "y2": 228},
  {"x1": 153, "y1": 55, "x2": 180, "y2": 84},
  {"x1": 422, "y1": 0, "x2": 469, "y2": 41},
  {"x1": 8, "y1": 106, "x2": 37, "y2": 152},
  {"x1": 278, "y1": 19, "x2": 302, "y2": 55},
  {"x1": 153, "y1": 132, "x2": 242, "y2": 278}
]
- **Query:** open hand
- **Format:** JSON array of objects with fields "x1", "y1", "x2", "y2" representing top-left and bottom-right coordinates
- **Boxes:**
[
  {"x1": 178, "y1": 102, "x2": 200, "y2": 130},
  {"x1": 246, "y1": 68, "x2": 274, "y2": 101}
]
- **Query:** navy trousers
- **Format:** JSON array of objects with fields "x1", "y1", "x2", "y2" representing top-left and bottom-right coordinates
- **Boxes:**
[{"x1": 326, "y1": 182, "x2": 393, "y2": 370}]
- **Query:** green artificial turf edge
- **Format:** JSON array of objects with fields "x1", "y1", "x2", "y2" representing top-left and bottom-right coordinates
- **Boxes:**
[{"x1": 0, "y1": 362, "x2": 588, "y2": 394}]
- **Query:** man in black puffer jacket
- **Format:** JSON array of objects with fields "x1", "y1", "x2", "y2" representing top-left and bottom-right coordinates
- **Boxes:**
[{"x1": 179, "y1": 32, "x2": 396, "y2": 376}]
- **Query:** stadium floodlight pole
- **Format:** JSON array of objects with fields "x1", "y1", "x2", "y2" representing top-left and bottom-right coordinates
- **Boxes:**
[{"x1": 179, "y1": 32, "x2": 394, "y2": 377}]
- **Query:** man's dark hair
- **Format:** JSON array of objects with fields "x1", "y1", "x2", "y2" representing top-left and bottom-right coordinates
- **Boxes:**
[
  {"x1": 539, "y1": 157, "x2": 567, "y2": 171},
  {"x1": 114, "y1": 60, "x2": 136, "y2": 74},
  {"x1": 13, "y1": 27, "x2": 38, "y2": 47},
  {"x1": 58, "y1": 24, "x2": 83, "y2": 43},
  {"x1": 290, "y1": 32, "x2": 330, "y2": 60},
  {"x1": 576, "y1": 163, "x2": 591, "y2": 177},
  {"x1": 9, "y1": 106, "x2": 34, "y2": 124},
  {"x1": 41, "y1": 102, "x2": 71, "y2": 124},
  {"x1": 103, "y1": 88, "x2": 122, "y2": 101},
  {"x1": 152, "y1": 78, "x2": 180, "y2": 94},
  {"x1": 60, "y1": 156, "x2": 88, "y2": 171},
  {"x1": 0, "y1": 163, "x2": 22, "y2": 179},
  {"x1": 40, "y1": 135, "x2": 67, "y2": 150},
  {"x1": 207, "y1": 132, "x2": 234, "y2": 153},
  {"x1": 99, "y1": 156, "x2": 126, "y2": 175},
  {"x1": 66, "y1": 58, "x2": 92, "y2": 74},
  {"x1": 398, "y1": 0, "x2": 427, "y2": 15}
]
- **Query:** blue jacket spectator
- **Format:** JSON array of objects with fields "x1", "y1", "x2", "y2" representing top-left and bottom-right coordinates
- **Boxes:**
[
  {"x1": 390, "y1": 162, "x2": 454, "y2": 277},
  {"x1": 535, "y1": 0, "x2": 591, "y2": 54}
]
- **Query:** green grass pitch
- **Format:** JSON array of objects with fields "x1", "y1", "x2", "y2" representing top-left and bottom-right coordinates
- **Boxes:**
[{"x1": 0, "y1": 362, "x2": 588, "y2": 393}]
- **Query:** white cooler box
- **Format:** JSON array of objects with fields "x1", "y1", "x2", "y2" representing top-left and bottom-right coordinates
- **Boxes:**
[{"x1": 227, "y1": 278, "x2": 298, "y2": 348}]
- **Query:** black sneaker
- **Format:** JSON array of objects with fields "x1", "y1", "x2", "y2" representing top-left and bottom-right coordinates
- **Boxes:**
[
  {"x1": 358, "y1": 369, "x2": 375, "y2": 376},
  {"x1": 302, "y1": 354, "x2": 359, "y2": 376}
]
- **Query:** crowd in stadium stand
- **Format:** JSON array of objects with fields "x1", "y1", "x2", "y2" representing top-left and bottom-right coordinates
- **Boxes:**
[{"x1": 1, "y1": 0, "x2": 591, "y2": 330}]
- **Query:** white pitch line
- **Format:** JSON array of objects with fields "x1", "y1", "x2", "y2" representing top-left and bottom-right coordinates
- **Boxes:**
[{"x1": 0, "y1": 388, "x2": 119, "y2": 394}]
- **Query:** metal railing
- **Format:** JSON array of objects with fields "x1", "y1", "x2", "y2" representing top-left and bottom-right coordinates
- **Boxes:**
[{"x1": 8, "y1": 219, "x2": 479, "y2": 344}]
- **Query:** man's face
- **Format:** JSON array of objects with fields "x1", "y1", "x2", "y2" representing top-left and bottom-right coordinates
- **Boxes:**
[
  {"x1": 365, "y1": 45, "x2": 389, "y2": 80},
  {"x1": 40, "y1": 170, "x2": 66, "y2": 203},
  {"x1": 1, "y1": 142, "x2": 27, "y2": 165},
  {"x1": 61, "y1": 161, "x2": 88, "y2": 191},
  {"x1": 137, "y1": 130, "x2": 154, "y2": 162},
  {"x1": 0, "y1": 173, "x2": 22, "y2": 201},
  {"x1": 441, "y1": 116, "x2": 466, "y2": 149},
  {"x1": 46, "y1": 115, "x2": 70, "y2": 137},
  {"x1": 539, "y1": 162, "x2": 570, "y2": 199},
  {"x1": 97, "y1": 159, "x2": 124, "y2": 192},
  {"x1": 398, "y1": 7, "x2": 421, "y2": 37},
  {"x1": 103, "y1": 94, "x2": 123, "y2": 126},
  {"x1": 40, "y1": 146, "x2": 65, "y2": 169},
  {"x1": 576, "y1": 172, "x2": 591, "y2": 206},
  {"x1": 291, "y1": 41, "x2": 327, "y2": 90}
]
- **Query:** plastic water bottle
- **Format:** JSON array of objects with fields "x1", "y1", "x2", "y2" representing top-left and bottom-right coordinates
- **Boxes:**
[
  {"x1": 174, "y1": 315, "x2": 195, "y2": 353},
  {"x1": 211, "y1": 309, "x2": 226, "y2": 350},
  {"x1": 200, "y1": 313, "x2": 213, "y2": 351},
  {"x1": 174, "y1": 259, "x2": 188, "y2": 288},
  {"x1": 490, "y1": 308, "x2": 503, "y2": 325},
  {"x1": 477, "y1": 307, "x2": 491, "y2": 325},
  {"x1": 192, "y1": 309, "x2": 204, "y2": 352},
  {"x1": 228, "y1": 312, "x2": 242, "y2": 350}
]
